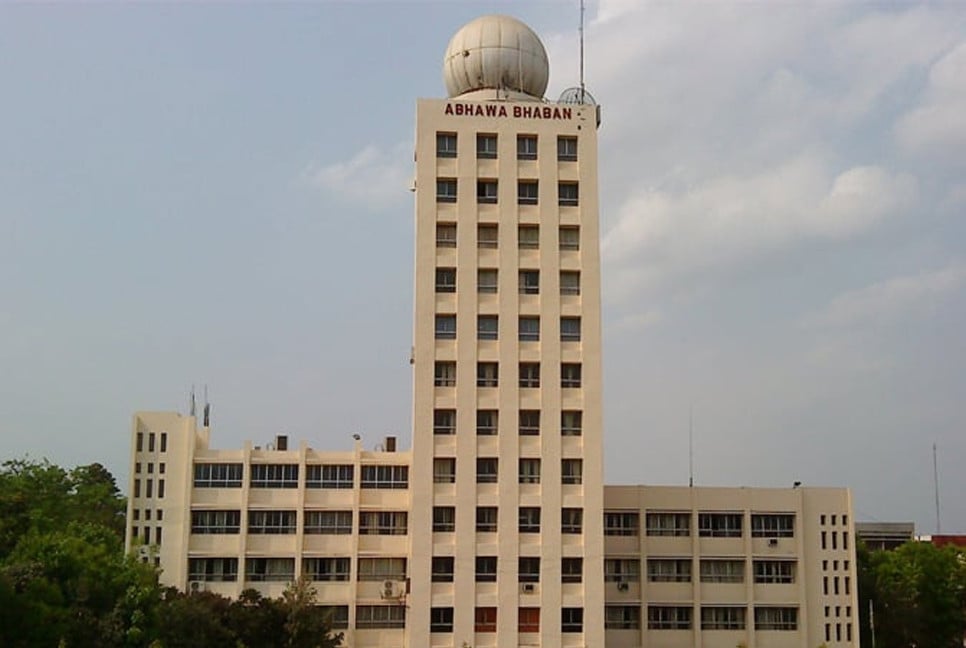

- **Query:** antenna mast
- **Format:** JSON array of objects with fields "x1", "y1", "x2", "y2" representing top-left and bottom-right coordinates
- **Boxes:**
[
  {"x1": 579, "y1": 0, "x2": 586, "y2": 103},
  {"x1": 933, "y1": 442, "x2": 942, "y2": 534},
  {"x1": 689, "y1": 407, "x2": 694, "y2": 488}
]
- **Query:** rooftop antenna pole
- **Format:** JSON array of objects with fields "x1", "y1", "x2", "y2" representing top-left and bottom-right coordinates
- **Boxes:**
[
  {"x1": 933, "y1": 442, "x2": 942, "y2": 534},
  {"x1": 203, "y1": 385, "x2": 210, "y2": 428},
  {"x1": 579, "y1": 0, "x2": 586, "y2": 103},
  {"x1": 189, "y1": 384, "x2": 196, "y2": 417},
  {"x1": 689, "y1": 406, "x2": 694, "y2": 488}
]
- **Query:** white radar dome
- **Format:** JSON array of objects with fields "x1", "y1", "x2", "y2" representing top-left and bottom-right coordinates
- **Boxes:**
[{"x1": 443, "y1": 15, "x2": 549, "y2": 99}]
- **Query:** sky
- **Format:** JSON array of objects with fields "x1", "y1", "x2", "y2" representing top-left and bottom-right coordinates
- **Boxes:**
[{"x1": 1, "y1": 1, "x2": 964, "y2": 533}]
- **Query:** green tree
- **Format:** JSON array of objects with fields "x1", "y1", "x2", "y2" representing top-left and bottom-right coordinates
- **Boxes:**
[{"x1": 280, "y1": 577, "x2": 343, "y2": 648}]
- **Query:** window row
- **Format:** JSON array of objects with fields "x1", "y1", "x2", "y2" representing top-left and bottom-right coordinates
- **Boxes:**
[
  {"x1": 436, "y1": 179, "x2": 578, "y2": 206},
  {"x1": 132, "y1": 478, "x2": 165, "y2": 499},
  {"x1": 434, "y1": 270, "x2": 581, "y2": 301},
  {"x1": 604, "y1": 511, "x2": 796, "y2": 538},
  {"x1": 135, "y1": 431, "x2": 168, "y2": 453},
  {"x1": 188, "y1": 557, "x2": 407, "y2": 583},
  {"x1": 192, "y1": 464, "x2": 407, "y2": 489},
  {"x1": 436, "y1": 132, "x2": 577, "y2": 162},
  {"x1": 134, "y1": 461, "x2": 166, "y2": 474},
  {"x1": 432, "y1": 456, "x2": 582, "y2": 485},
  {"x1": 190, "y1": 510, "x2": 407, "y2": 535},
  {"x1": 433, "y1": 314, "x2": 582, "y2": 343},
  {"x1": 643, "y1": 606, "x2": 798, "y2": 631},
  {"x1": 436, "y1": 223, "x2": 579, "y2": 250},
  {"x1": 432, "y1": 408, "x2": 583, "y2": 436},
  {"x1": 821, "y1": 529, "x2": 850, "y2": 551},
  {"x1": 605, "y1": 558, "x2": 794, "y2": 584},
  {"x1": 431, "y1": 556, "x2": 584, "y2": 584},
  {"x1": 432, "y1": 361, "x2": 583, "y2": 388},
  {"x1": 432, "y1": 506, "x2": 584, "y2": 534},
  {"x1": 430, "y1": 606, "x2": 582, "y2": 634}
]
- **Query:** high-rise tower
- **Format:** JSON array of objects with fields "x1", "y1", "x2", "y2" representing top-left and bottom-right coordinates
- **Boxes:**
[{"x1": 407, "y1": 15, "x2": 605, "y2": 647}]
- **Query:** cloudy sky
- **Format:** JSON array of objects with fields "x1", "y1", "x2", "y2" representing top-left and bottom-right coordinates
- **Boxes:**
[{"x1": 1, "y1": 1, "x2": 964, "y2": 532}]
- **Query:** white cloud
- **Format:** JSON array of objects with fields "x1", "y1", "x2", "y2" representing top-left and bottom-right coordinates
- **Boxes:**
[
  {"x1": 302, "y1": 142, "x2": 412, "y2": 211},
  {"x1": 896, "y1": 41, "x2": 966, "y2": 159}
]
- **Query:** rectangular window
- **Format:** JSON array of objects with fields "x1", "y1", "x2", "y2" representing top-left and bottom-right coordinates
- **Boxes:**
[
  {"x1": 477, "y1": 268, "x2": 498, "y2": 293},
  {"x1": 476, "y1": 410, "x2": 498, "y2": 435},
  {"x1": 519, "y1": 316, "x2": 540, "y2": 341},
  {"x1": 476, "y1": 458, "x2": 498, "y2": 483},
  {"x1": 646, "y1": 512, "x2": 691, "y2": 537},
  {"x1": 755, "y1": 607, "x2": 798, "y2": 630},
  {"x1": 518, "y1": 180, "x2": 539, "y2": 205},
  {"x1": 360, "y1": 465, "x2": 408, "y2": 489},
  {"x1": 558, "y1": 135, "x2": 578, "y2": 161},
  {"x1": 699, "y1": 512, "x2": 743, "y2": 537},
  {"x1": 303, "y1": 557, "x2": 350, "y2": 582},
  {"x1": 605, "y1": 558, "x2": 641, "y2": 582},
  {"x1": 561, "y1": 363, "x2": 582, "y2": 388},
  {"x1": 648, "y1": 559, "x2": 692, "y2": 583},
  {"x1": 193, "y1": 463, "x2": 243, "y2": 488},
  {"x1": 606, "y1": 606, "x2": 641, "y2": 630},
  {"x1": 700, "y1": 559, "x2": 745, "y2": 583},
  {"x1": 605, "y1": 511, "x2": 640, "y2": 536},
  {"x1": 701, "y1": 607, "x2": 746, "y2": 630},
  {"x1": 648, "y1": 606, "x2": 692, "y2": 630},
  {"x1": 136, "y1": 432, "x2": 143, "y2": 452},
  {"x1": 433, "y1": 458, "x2": 456, "y2": 484},
  {"x1": 477, "y1": 179, "x2": 498, "y2": 204},
  {"x1": 145, "y1": 479, "x2": 154, "y2": 499},
  {"x1": 754, "y1": 560, "x2": 795, "y2": 584},
  {"x1": 477, "y1": 362, "x2": 499, "y2": 387},
  {"x1": 477, "y1": 315, "x2": 498, "y2": 340},
  {"x1": 134, "y1": 480, "x2": 141, "y2": 498},
  {"x1": 248, "y1": 510, "x2": 297, "y2": 534},
  {"x1": 519, "y1": 458, "x2": 541, "y2": 484},
  {"x1": 476, "y1": 556, "x2": 497, "y2": 582},
  {"x1": 356, "y1": 605, "x2": 406, "y2": 629},
  {"x1": 160, "y1": 432, "x2": 167, "y2": 452},
  {"x1": 433, "y1": 506, "x2": 455, "y2": 532},
  {"x1": 519, "y1": 409, "x2": 540, "y2": 436},
  {"x1": 562, "y1": 410, "x2": 583, "y2": 436},
  {"x1": 357, "y1": 557, "x2": 407, "y2": 581},
  {"x1": 148, "y1": 433, "x2": 155, "y2": 452},
  {"x1": 562, "y1": 557, "x2": 583, "y2": 583},
  {"x1": 559, "y1": 225, "x2": 580, "y2": 250},
  {"x1": 561, "y1": 317, "x2": 581, "y2": 342},
  {"x1": 435, "y1": 314, "x2": 456, "y2": 340},
  {"x1": 519, "y1": 362, "x2": 541, "y2": 388},
  {"x1": 436, "y1": 222, "x2": 457, "y2": 247},
  {"x1": 436, "y1": 178, "x2": 457, "y2": 202},
  {"x1": 359, "y1": 511, "x2": 408, "y2": 535},
  {"x1": 158, "y1": 479, "x2": 165, "y2": 498},
  {"x1": 305, "y1": 464, "x2": 354, "y2": 489},
  {"x1": 518, "y1": 224, "x2": 539, "y2": 249},
  {"x1": 752, "y1": 513, "x2": 795, "y2": 537},
  {"x1": 476, "y1": 506, "x2": 498, "y2": 532},
  {"x1": 432, "y1": 556, "x2": 454, "y2": 582},
  {"x1": 436, "y1": 132, "x2": 457, "y2": 158},
  {"x1": 519, "y1": 607, "x2": 540, "y2": 633},
  {"x1": 560, "y1": 270, "x2": 581, "y2": 295},
  {"x1": 478, "y1": 223, "x2": 498, "y2": 248},
  {"x1": 559, "y1": 182, "x2": 579, "y2": 206},
  {"x1": 517, "y1": 134, "x2": 537, "y2": 160},
  {"x1": 319, "y1": 606, "x2": 349, "y2": 630},
  {"x1": 191, "y1": 510, "x2": 241, "y2": 534},
  {"x1": 475, "y1": 607, "x2": 497, "y2": 633},
  {"x1": 250, "y1": 464, "x2": 298, "y2": 489},
  {"x1": 431, "y1": 606, "x2": 454, "y2": 633},
  {"x1": 562, "y1": 458, "x2": 583, "y2": 485},
  {"x1": 519, "y1": 556, "x2": 540, "y2": 583},
  {"x1": 476, "y1": 133, "x2": 497, "y2": 159},
  {"x1": 562, "y1": 608, "x2": 583, "y2": 633},
  {"x1": 304, "y1": 510, "x2": 352, "y2": 534},
  {"x1": 246, "y1": 558, "x2": 295, "y2": 582},
  {"x1": 435, "y1": 268, "x2": 456, "y2": 293},
  {"x1": 562, "y1": 508, "x2": 583, "y2": 534},
  {"x1": 519, "y1": 507, "x2": 541, "y2": 533},
  {"x1": 434, "y1": 361, "x2": 456, "y2": 387},
  {"x1": 433, "y1": 409, "x2": 456, "y2": 435},
  {"x1": 188, "y1": 557, "x2": 238, "y2": 582},
  {"x1": 519, "y1": 270, "x2": 540, "y2": 294}
]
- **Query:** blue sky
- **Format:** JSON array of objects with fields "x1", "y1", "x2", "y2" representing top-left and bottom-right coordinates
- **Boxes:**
[{"x1": 1, "y1": 1, "x2": 964, "y2": 533}]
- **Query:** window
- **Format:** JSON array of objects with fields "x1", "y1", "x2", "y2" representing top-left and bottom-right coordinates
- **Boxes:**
[
  {"x1": 435, "y1": 268, "x2": 456, "y2": 293},
  {"x1": 477, "y1": 362, "x2": 499, "y2": 387},
  {"x1": 561, "y1": 317, "x2": 581, "y2": 341},
  {"x1": 477, "y1": 179, "x2": 498, "y2": 204},
  {"x1": 160, "y1": 433, "x2": 167, "y2": 452},
  {"x1": 304, "y1": 510, "x2": 352, "y2": 535},
  {"x1": 476, "y1": 556, "x2": 497, "y2": 582},
  {"x1": 188, "y1": 557, "x2": 238, "y2": 582},
  {"x1": 700, "y1": 559, "x2": 745, "y2": 583},
  {"x1": 435, "y1": 314, "x2": 456, "y2": 339},
  {"x1": 519, "y1": 270, "x2": 540, "y2": 294},
  {"x1": 476, "y1": 457, "x2": 498, "y2": 483},
  {"x1": 519, "y1": 557, "x2": 540, "y2": 583},
  {"x1": 320, "y1": 606, "x2": 349, "y2": 630},
  {"x1": 303, "y1": 557, "x2": 350, "y2": 582},
  {"x1": 519, "y1": 362, "x2": 540, "y2": 388},
  {"x1": 436, "y1": 178, "x2": 457, "y2": 202},
  {"x1": 752, "y1": 513, "x2": 795, "y2": 537},
  {"x1": 158, "y1": 479, "x2": 165, "y2": 498},
  {"x1": 754, "y1": 560, "x2": 795, "y2": 584},
  {"x1": 134, "y1": 480, "x2": 140, "y2": 498},
  {"x1": 360, "y1": 465, "x2": 408, "y2": 489},
  {"x1": 648, "y1": 606, "x2": 692, "y2": 630},
  {"x1": 562, "y1": 508, "x2": 583, "y2": 534},
  {"x1": 248, "y1": 510, "x2": 297, "y2": 534},
  {"x1": 560, "y1": 270, "x2": 581, "y2": 295},
  {"x1": 477, "y1": 315, "x2": 498, "y2": 340},
  {"x1": 478, "y1": 223, "x2": 498, "y2": 248},
  {"x1": 136, "y1": 432, "x2": 143, "y2": 452},
  {"x1": 357, "y1": 557, "x2": 406, "y2": 581},
  {"x1": 433, "y1": 506, "x2": 455, "y2": 532},
  {"x1": 146, "y1": 479, "x2": 153, "y2": 498},
  {"x1": 519, "y1": 507, "x2": 541, "y2": 533},
  {"x1": 191, "y1": 510, "x2": 240, "y2": 534},
  {"x1": 518, "y1": 180, "x2": 539, "y2": 205},
  {"x1": 562, "y1": 410, "x2": 583, "y2": 436},
  {"x1": 359, "y1": 511, "x2": 408, "y2": 535},
  {"x1": 517, "y1": 134, "x2": 537, "y2": 160},
  {"x1": 431, "y1": 607, "x2": 454, "y2": 633},
  {"x1": 436, "y1": 132, "x2": 457, "y2": 158},
  {"x1": 519, "y1": 607, "x2": 540, "y2": 633},
  {"x1": 476, "y1": 410, "x2": 498, "y2": 435},
  {"x1": 432, "y1": 556, "x2": 454, "y2": 582},
  {"x1": 561, "y1": 607, "x2": 583, "y2": 633},
  {"x1": 605, "y1": 558, "x2": 641, "y2": 582},
  {"x1": 436, "y1": 222, "x2": 456, "y2": 247},
  {"x1": 699, "y1": 512, "x2": 743, "y2": 537},
  {"x1": 434, "y1": 409, "x2": 456, "y2": 435},
  {"x1": 558, "y1": 135, "x2": 578, "y2": 161},
  {"x1": 559, "y1": 225, "x2": 580, "y2": 250},
  {"x1": 518, "y1": 224, "x2": 539, "y2": 249},
  {"x1": 246, "y1": 558, "x2": 295, "y2": 582},
  {"x1": 477, "y1": 133, "x2": 497, "y2": 159},
  {"x1": 562, "y1": 459, "x2": 583, "y2": 485},
  {"x1": 356, "y1": 605, "x2": 405, "y2": 629},
  {"x1": 519, "y1": 458, "x2": 541, "y2": 484},
  {"x1": 193, "y1": 463, "x2": 243, "y2": 488},
  {"x1": 306, "y1": 464, "x2": 353, "y2": 489},
  {"x1": 434, "y1": 361, "x2": 456, "y2": 387},
  {"x1": 561, "y1": 363, "x2": 582, "y2": 388},
  {"x1": 476, "y1": 506, "x2": 498, "y2": 532},
  {"x1": 519, "y1": 410, "x2": 540, "y2": 436},
  {"x1": 646, "y1": 512, "x2": 690, "y2": 537},
  {"x1": 148, "y1": 463, "x2": 154, "y2": 474},
  {"x1": 475, "y1": 607, "x2": 497, "y2": 632},
  {"x1": 606, "y1": 606, "x2": 641, "y2": 630},
  {"x1": 755, "y1": 607, "x2": 798, "y2": 630},
  {"x1": 250, "y1": 464, "x2": 298, "y2": 489},
  {"x1": 648, "y1": 559, "x2": 692, "y2": 582},
  {"x1": 701, "y1": 607, "x2": 746, "y2": 630},
  {"x1": 519, "y1": 316, "x2": 540, "y2": 341},
  {"x1": 149, "y1": 433, "x2": 155, "y2": 452},
  {"x1": 562, "y1": 557, "x2": 583, "y2": 583},
  {"x1": 477, "y1": 268, "x2": 498, "y2": 293},
  {"x1": 559, "y1": 182, "x2": 579, "y2": 206},
  {"x1": 433, "y1": 458, "x2": 456, "y2": 484},
  {"x1": 605, "y1": 511, "x2": 640, "y2": 536}
]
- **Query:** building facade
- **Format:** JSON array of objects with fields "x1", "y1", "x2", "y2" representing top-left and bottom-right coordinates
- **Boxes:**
[{"x1": 125, "y1": 14, "x2": 859, "y2": 648}]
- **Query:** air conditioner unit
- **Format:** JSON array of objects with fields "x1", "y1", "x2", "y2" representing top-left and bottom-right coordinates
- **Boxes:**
[
  {"x1": 189, "y1": 581, "x2": 205, "y2": 593},
  {"x1": 520, "y1": 582, "x2": 536, "y2": 594},
  {"x1": 381, "y1": 580, "x2": 405, "y2": 599},
  {"x1": 768, "y1": 538, "x2": 779, "y2": 547},
  {"x1": 617, "y1": 581, "x2": 630, "y2": 592}
]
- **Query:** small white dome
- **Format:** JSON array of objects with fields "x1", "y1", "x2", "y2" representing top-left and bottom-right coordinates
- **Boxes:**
[{"x1": 442, "y1": 15, "x2": 549, "y2": 99}]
